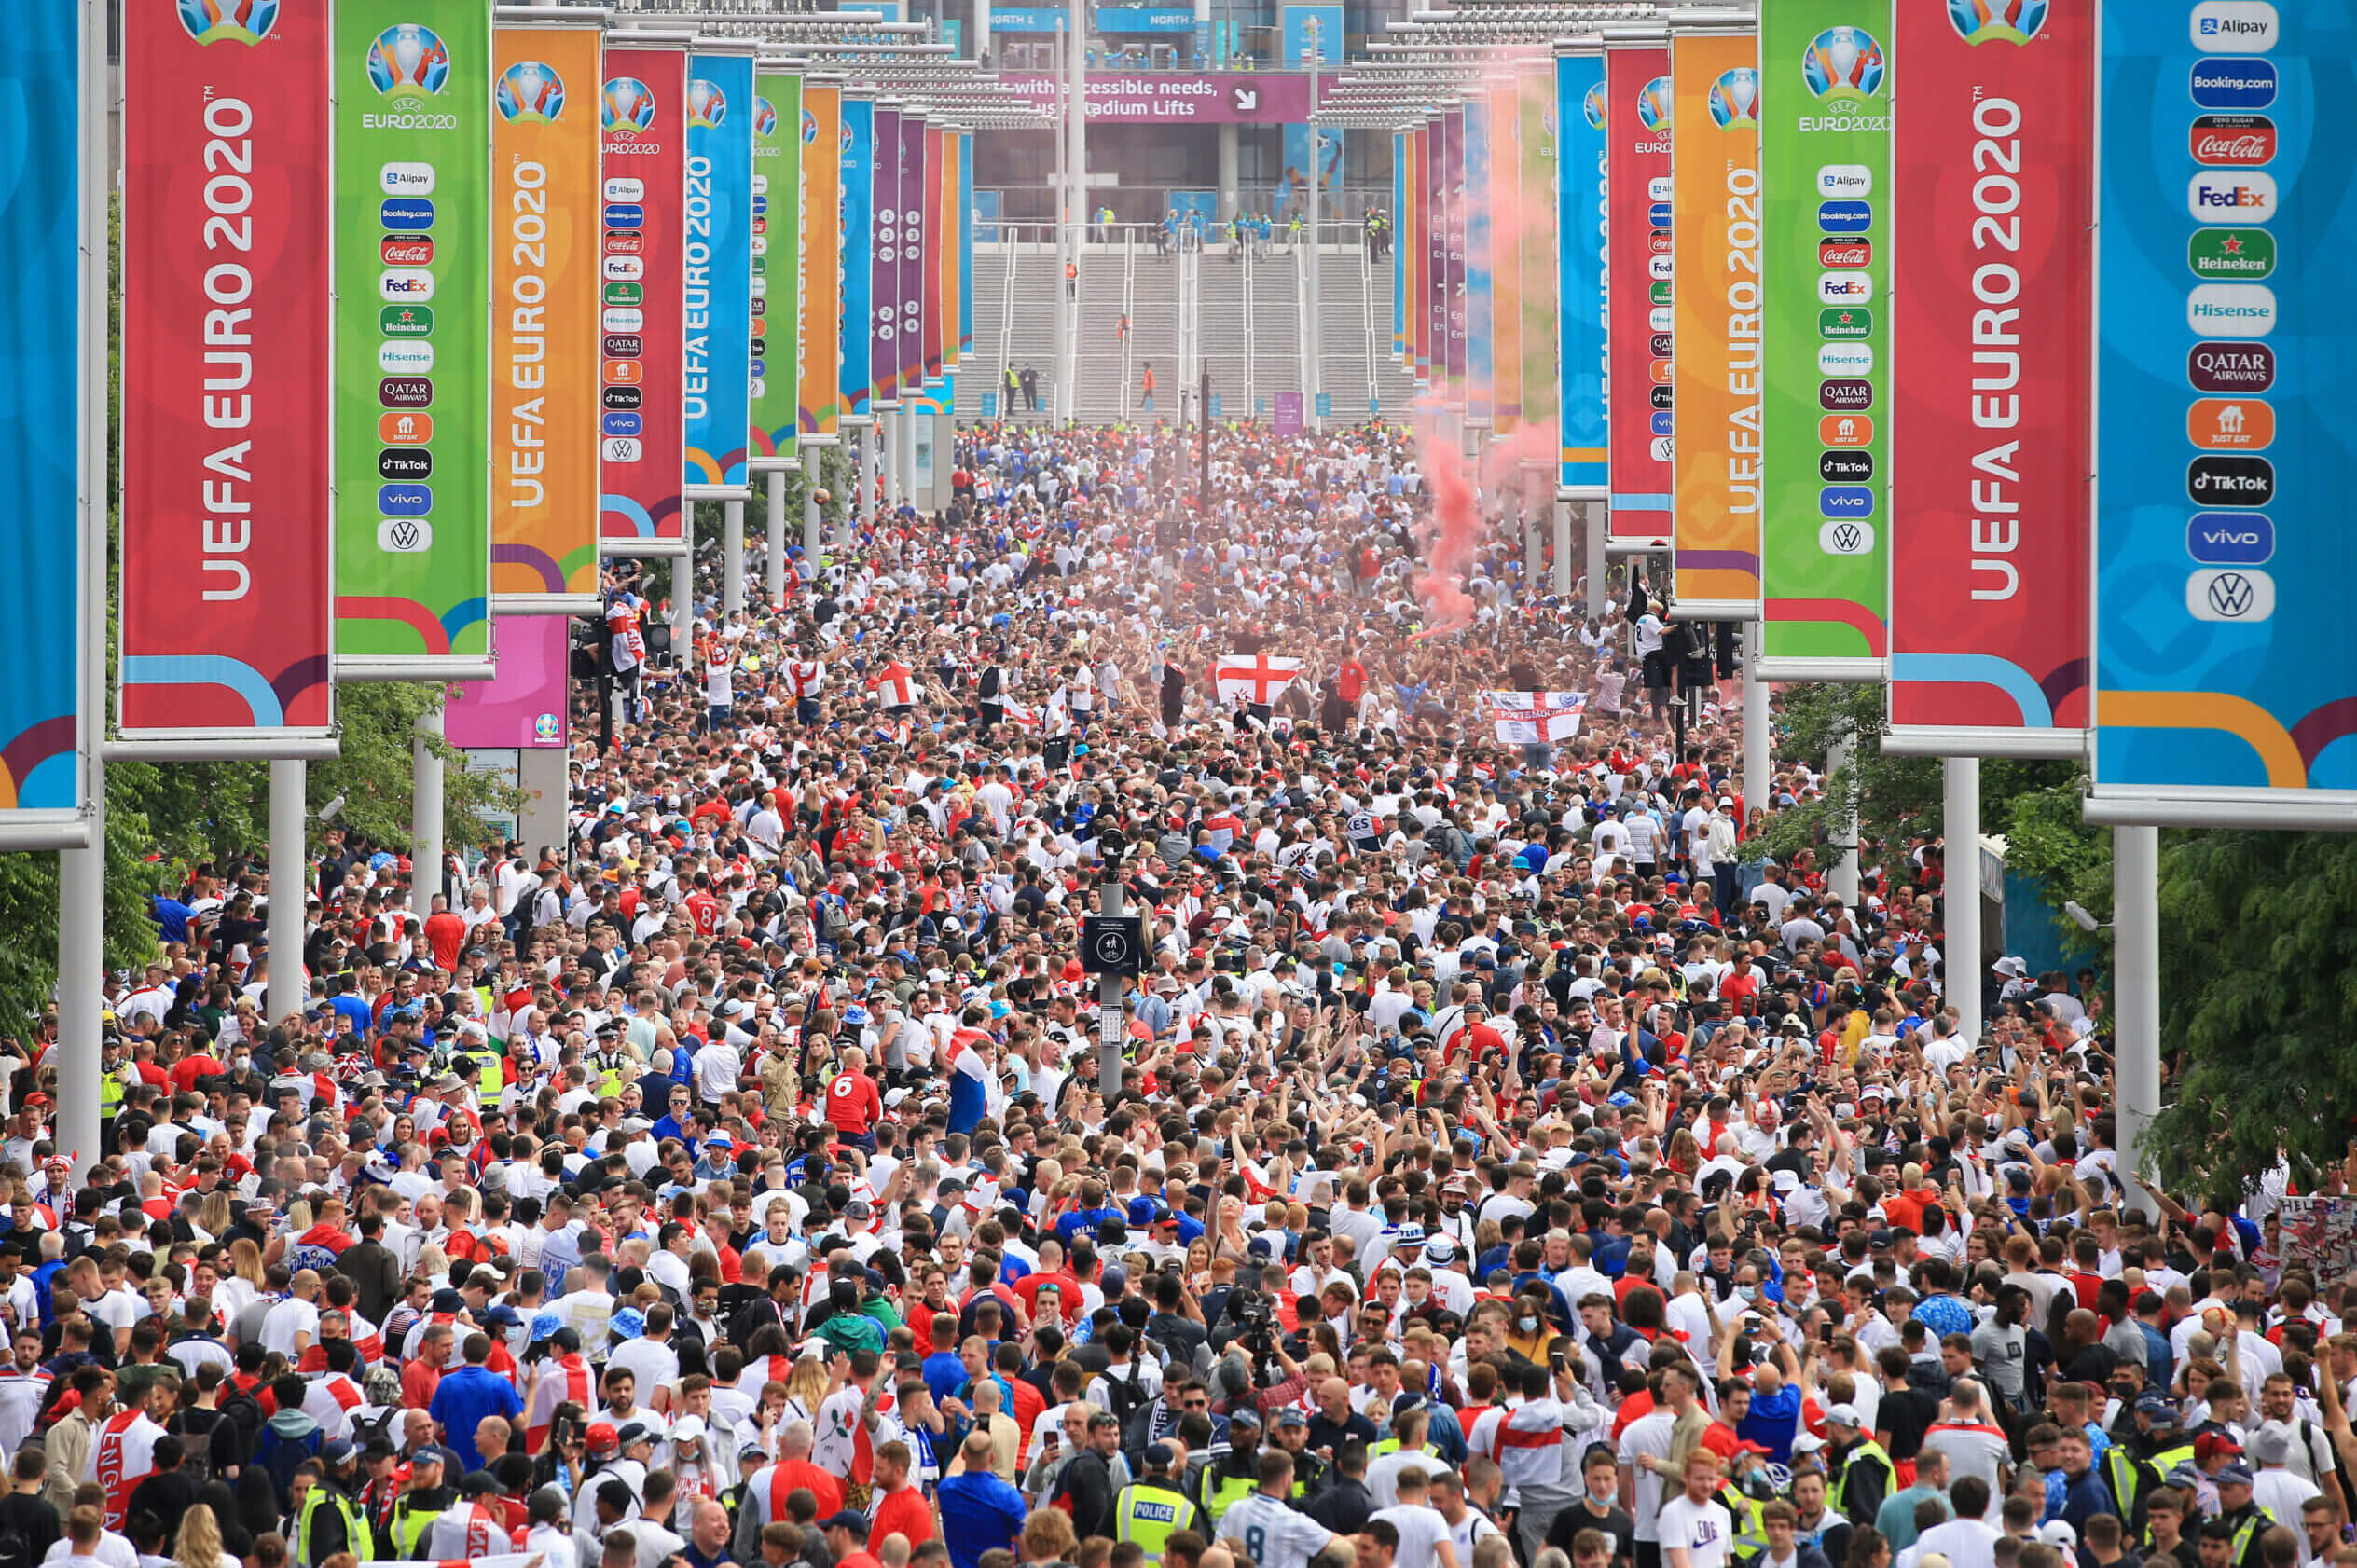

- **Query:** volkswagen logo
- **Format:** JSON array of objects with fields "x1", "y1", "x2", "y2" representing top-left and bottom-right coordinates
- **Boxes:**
[
  {"x1": 1830, "y1": 524, "x2": 1863, "y2": 553},
  {"x1": 2208, "y1": 572, "x2": 2255, "y2": 616}
]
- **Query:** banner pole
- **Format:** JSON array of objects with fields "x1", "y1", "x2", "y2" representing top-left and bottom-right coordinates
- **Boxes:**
[
  {"x1": 1944, "y1": 757, "x2": 1983, "y2": 1045},
  {"x1": 847, "y1": 427, "x2": 865, "y2": 550},
  {"x1": 724, "y1": 499, "x2": 746, "y2": 616},
  {"x1": 1827, "y1": 729, "x2": 1861, "y2": 906},
  {"x1": 1743, "y1": 624, "x2": 1771, "y2": 823},
  {"x1": 411, "y1": 705, "x2": 445, "y2": 920},
  {"x1": 268, "y1": 761, "x2": 307, "y2": 1025},
  {"x1": 804, "y1": 471, "x2": 821, "y2": 560},
  {"x1": 2116, "y1": 823, "x2": 2162, "y2": 1221},
  {"x1": 1552, "y1": 499, "x2": 1572, "y2": 596},
  {"x1": 57, "y1": 0, "x2": 104, "y2": 1184},
  {"x1": 1584, "y1": 501, "x2": 1607, "y2": 619},
  {"x1": 767, "y1": 472, "x2": 787, "y2": 611}
]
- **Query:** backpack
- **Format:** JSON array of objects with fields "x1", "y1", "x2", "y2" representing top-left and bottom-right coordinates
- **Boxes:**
[
  {"x1": 213, "y1": 1386, "x2": 264, "y2": 1469},
  {"x1": 254, "y1": 1423, "x2": 324, "y2": 1512},
  {"x1": 1107, "y1": 1357, "x2": 1155, "y2": 1466}
]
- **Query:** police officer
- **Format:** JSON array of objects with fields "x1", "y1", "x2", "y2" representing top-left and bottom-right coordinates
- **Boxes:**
[
  {"x1": 1118, "y1": 1442, "x2": 1204, "y2": 1567},
  {"x1": 1826, "y1": 1405, "x2": 1895, "y2": 1525},
  {"x1": 383, "y1": 1446, "x2": 457, "y2": 1558},
  {"x1": 296, "y1": 1439, "x2": 375, "y2": 1568},
  {"x1": 1271, "y1": 1407, "x2": 1330, "y2": 1499},
  {"x1": 1197, "y1": 1404, "x2": 1265, "y2": 1533}
]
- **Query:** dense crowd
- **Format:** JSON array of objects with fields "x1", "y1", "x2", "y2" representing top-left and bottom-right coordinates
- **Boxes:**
[{"x1": 19, "y1": 418, "x2": 2232, "y2": 1568}]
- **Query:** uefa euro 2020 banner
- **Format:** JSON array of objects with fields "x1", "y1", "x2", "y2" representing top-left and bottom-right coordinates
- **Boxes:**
[
  {"x1": 1605, "y1": 41, "x2": 1673, "y2": 545},
  {"x1": 490, "y1": 16, "x2": 603, "y2": 611},
  {"x1": 2092, "y1": 0, "x2": 2357, "y2": 823},
  {"x1": 1888, "y1": 0, "x2": 2090, "y2": 754},
  {"x1": 685, "y1": 48, "x2": 754, "y2": 496},
  {"x1": 751, "y1": 69, "x2": 804, "y2": 471},
  {"x1": 839, "y1": 95, "x2": 875, "y2": 423},
  {"x1": 333, "y1": 3, "x2": 493, "y2": 678},
  {"x1": 1556, "y1": 50, "x2": 1606, "y2": 497},
  {"x1": 1517, "y1": 62, "x2": 1557, "y2": 446},
  {"x1": 1667, "y1": 21, "x2": 1763, "y2": 623},
  {"x1": 122, "y1": 0, "x2": 334, "y2": 742},
  {"x1": 1757, "y1": 0, "x2": 1892, "y2": 681},
  {"x1": 798, "y1": 84, "x2": 841, "y2": 443},
  {"x1": 600, "y1": 41, "x2": 688, "y2": 545}
]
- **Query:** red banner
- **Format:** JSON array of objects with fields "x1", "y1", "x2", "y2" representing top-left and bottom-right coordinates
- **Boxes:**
[
  {"x1": 120, "y1": 2, "x2": 333, "y2": 739},
  {"x1": 1889, "y1": 3, "x2": 2091, "y2": 745},
  {"x1": 600, "y1": 46, "x2": 687, "y2": 543},
  {"x1": 1606, "y1": 45, "x2": 1673, "y2": 544}
]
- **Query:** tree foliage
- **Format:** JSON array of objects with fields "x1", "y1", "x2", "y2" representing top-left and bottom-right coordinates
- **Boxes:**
[{"x1": 2146, "y1": 831, "x2": 2357, "y2": 1193}]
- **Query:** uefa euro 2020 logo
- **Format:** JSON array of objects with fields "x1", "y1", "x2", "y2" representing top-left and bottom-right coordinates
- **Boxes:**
[
  {"x1": 1949, "y1": 0, "x2": 2047, "y2": 45},
  {"x1": 1802, "y1": 26, "x2": 1886, "y2": 99},
  {"x1": 1708, "y1": 67, "x2": 1760, "y2": 129},
  {"x1": 533, "y1": 713, "x2": 561, "y2": 744},
  {"x1": 802, "y1": 107, "x2": 820, "y2": 145},
  {"x1": 1582, "y1": 80, "x2": 1607, "y2": 131},
  {"x1": 178, "y1": 0, "x2": 278, "y2": 45},
  {"x1": 497, "y1": 61, "x2": 566, "y2": 124},
  {"x1": 1636, "y1": 76, "x2": 1671, "y2": 134},
  {"x1": 367, "y1": 23, "x2": 450, "y2": 98},
  {"x1": 604, "y1": 77, "x2": 657, "y2": 135},
  {"x1": 689, "y1": 78, "x2": 729, "y2": 129},
  {"x1": 755, "y1": 98, "x2": 779, "y2": 139}
]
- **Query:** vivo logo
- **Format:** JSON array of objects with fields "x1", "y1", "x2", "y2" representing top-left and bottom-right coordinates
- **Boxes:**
[
  {"x1": 1819, "y1": 485, "x2": 1876, "y2": 519},
  {"x1": 2186, "y1": 511, "x2": 2274, "y2": 565}
]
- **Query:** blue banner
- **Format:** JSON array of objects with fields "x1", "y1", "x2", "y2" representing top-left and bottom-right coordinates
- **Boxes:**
[
  {"x1": 960, "y1": 132, "x2": 975, "y2": 358},
  {"x1": 1281, "y1": 5, "x2": 1342, "y2": 65},
  {"x1": 0, "y1": 5, "x2": 80, "y2": 820},
  {"x1": 992, "y1": 7, "x2": 1067, "y2": 31},
  {"x1": 2093, "y1": 0, "x2": 2356, "y2": 811},
  {"x1": 1098, "y1": 7, "x2": 1194, "y2": 31},
  {"x1": 685, "y1": 53, "x2": 754, "y2": 490},
  {"x1": 1465, "y1": 98, "x2": 1493, "y2": 425},
  {"x1": 1277, "y1": 125, "x2": 1340, "y2": 220},
  {"x1": 1392, "y1": 133, "x2": 1405, "y2": 358},
  {"x1": 1557, "y1": 52, "x2": 1608, "y2": 495},
  {"x1": 974, "y1": 186, "x2": 1001, "y2": 243},
  {"x1": 839, "y1": 97, "x2": 874, "y2": 421}
]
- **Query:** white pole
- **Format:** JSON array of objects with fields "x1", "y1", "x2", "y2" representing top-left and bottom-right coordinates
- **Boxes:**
[
  {"x1": 1552, "y1": 498, "x2": 1572, "y2": 595},
  {"x1": 1743, "y1": 623, "x2": 1771, "y2": 820},
  {"x1": 267, "y1": 760, "x2": 306, "y2": 1025},
  {"x1": 56, "y1": 0, "x2": 105, "y2": 1184},
  {"x1": 411, "y1": 704, "x2": 445, "y2": 919},
  {"x1": 1584, "y1": 499, "x2": 1608, "y2": 618},
  {"x1": 1523, "y1": 494, "x2": 1542, "y2": 598},
  {"x1": 1944, "y1": 757, "x2": 1983, "y2": 1044},
  {"x1": 765, "y1": 470, "x2": 786, "y2": 610},
  {"x1": 805, "y1": 468, "x2": 822, "y2": 557},
  {"x1": 1066, "y1": 12, "x2": 1085, "y2": 422},
  {"x1": 1826, "y1": 728, "x2": 1860, "y2": 907},
  {"x1": 724, "y1": 498, "x2": 746, "y2": 617},
  {"x1": 1305, "y1": 21, "x2": 1322, "y2": 431},
  {"x1": 846, "y1": 426, "x2": 865, "y2": 549},
  {"x1": 2116, "y1": 823, "x2": 2162, "y2": 1220},
  {"x1": 878, "y1": 411, "x2": 895, "y2": 512}
]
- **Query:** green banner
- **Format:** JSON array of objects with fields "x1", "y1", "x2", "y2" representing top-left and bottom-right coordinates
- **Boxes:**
[
  {"x1": 334, "y1": 6, "x2": 493, "y2": 675},
  {"x1": 751, "y1": 69, "x2": 801, "y2": 470},
  {"x1": 1517, "y1": 62, "x2": 1557, "y2": 438},
  {"x1": 1757, "y1": 0, "x2": 1890, "y2": 676}
]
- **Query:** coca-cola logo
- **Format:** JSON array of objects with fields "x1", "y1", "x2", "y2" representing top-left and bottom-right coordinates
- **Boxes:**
[
  {"x1": 1819, "y1": 241, "x2": 1872, "y2": 268},
  {"x1": 2191, "y1": 114, "x2": 2276, "y2": 166}
]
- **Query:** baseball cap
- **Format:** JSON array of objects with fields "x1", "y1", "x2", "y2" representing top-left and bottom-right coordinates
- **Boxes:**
[{"x1": 1824, "y1": 1404, "x2": 1863, "y2": 1429}]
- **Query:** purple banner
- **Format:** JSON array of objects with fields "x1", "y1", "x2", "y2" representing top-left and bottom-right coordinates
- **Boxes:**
[
  {"x1": 1443, "y1": 108, "x2": 1467, "y2": 392},
  {"x1": 873, "y1": 105, "x2": 902, "y2": 406},
  {"x1": 901, "y1": 113, "x2": 928, "y2": 393},
  {"x1": 1001, "y1": 72, "x2": 1314, "y2": 123},
  {"x1": 447, "y1": 615, "x2": 572, "y2": 750},
  {"x1": 1273, "y1": 392, "x2": 1303, "y2": 436}
]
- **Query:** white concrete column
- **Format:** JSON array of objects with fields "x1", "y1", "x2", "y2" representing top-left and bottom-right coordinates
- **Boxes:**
[
  {"x1": 2116, "y1": 824, "x2": 2162, "y2": 1220},
  {"x1": 765, "y1": 470, "x2": 787, "y2": 609},
  {"x1": 724, "y1": 498, "x2": 746, "y2": 616},
  {"x1": 1944, "y1": 757, "x2": 1983, "y2": 1045},
  {"x1": 1743, "y1": 624, "x2": 1771, "y2": 819},
  {"x1": 268, "y1": 760, "x2": 306, "y2": 1025},
  {"x1": 411, "y1": 705, "x2": 445, "y2": 919},
  {"x1": 1826, "y1": 729, "x2": 1860, "y2": 907},
  {"x1": 1584, "y1": 499, "x2": 1608, "y2": 619},
  {"x1": 1552, "y1": 498, "x2": 1572, "y2": 595}
]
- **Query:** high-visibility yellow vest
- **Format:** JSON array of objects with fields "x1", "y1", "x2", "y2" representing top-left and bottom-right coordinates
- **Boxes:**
[
  {"x1": 1199, "y1": 1457, "x2": 1258, "y2": 1530},
  {"x1": 1116, "y1": 1481, "x2": 1198, "y2": 1566},
  {"x1": 296, "y1": 1486, "x2": 371, "y2": 1568},
  {"x1": 388, "y1": 1495, "x2": 448, "y2": 1559}
]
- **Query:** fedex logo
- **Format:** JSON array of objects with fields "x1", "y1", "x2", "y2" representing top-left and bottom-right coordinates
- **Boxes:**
[{"x1": 2190, "y1": 171, "x2": 2278, "y2": 221}]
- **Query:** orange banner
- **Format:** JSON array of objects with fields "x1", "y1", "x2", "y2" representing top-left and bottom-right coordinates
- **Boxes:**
[
  {"x1": 798, "y1": 85, "x2": 841, "y2": 441},
  {"x1": 493, "y1": 20, "x2": 603, "y2": 602},
  {"x1": 1668, "y1": 27, "x2": 1763, "y2": 619},
  {"x1": 941, "y1": 131, "x2": 961, "y2": 374}
]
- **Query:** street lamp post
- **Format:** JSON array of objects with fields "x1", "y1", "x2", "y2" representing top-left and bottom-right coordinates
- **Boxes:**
[{"x1": 1305, "y1": 16, "x2": 1322, "y2": 432}]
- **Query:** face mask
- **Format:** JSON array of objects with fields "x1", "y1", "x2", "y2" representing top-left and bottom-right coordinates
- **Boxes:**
[
  {"x1": 1736, "y1": 1286, "x2": 1757, "y2": 1303},
  {"x1": 1518, "y1": 1314, "x2": 1538, "y2": 1333}
]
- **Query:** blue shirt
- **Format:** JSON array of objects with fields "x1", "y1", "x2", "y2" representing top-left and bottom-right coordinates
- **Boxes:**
[
  {"x1": 429, "y1": 1364, "x2": 523, "y2": 1473},
  {"x1": 923, "y1": 1351, "x2": 969, "y2": 1405},
  {"x1": 938, "y1": 1470, "x2": 1028, "y2": 1568},
  {"x1": 1739, "y1": 1382, "x2": 1806, "y2": 1463},
  {"x1": 1914, "y1": 1294, "x2": 1976, "y2": 1340}
]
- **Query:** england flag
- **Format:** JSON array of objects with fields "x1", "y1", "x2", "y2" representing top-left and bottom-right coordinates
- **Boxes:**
[{"x1": 1487, "y1": 691, "x2": 1586, "y2": 744}]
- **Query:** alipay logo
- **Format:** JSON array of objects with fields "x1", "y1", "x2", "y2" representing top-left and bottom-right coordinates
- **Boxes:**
[{"x1": 2191, "y1": 2, "x2": 2278, "y2": 53}]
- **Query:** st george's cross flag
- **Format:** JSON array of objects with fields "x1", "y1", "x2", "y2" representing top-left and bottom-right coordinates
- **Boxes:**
[
  {"x1": 1487, "y1": 691, "x2": 1586, "y2": 744},
  {"x1": 1214, "y1": 652, "x2": 1303, "y2": 706}
]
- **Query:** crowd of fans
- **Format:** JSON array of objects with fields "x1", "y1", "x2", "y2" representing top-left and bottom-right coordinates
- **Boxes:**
[{"x1": 13, "y1": 418, "x2": 2232, "y2": 1568}]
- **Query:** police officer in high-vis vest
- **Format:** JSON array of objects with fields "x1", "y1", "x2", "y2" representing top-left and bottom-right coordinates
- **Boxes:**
[
  {"x1": 382, "y1": 1446, "x2": 457, "y2": 1558},
  {"x1": 1118, "y1": 1442, "x2": 1204, "y2": 1568},
  {"x1": 1719, "y1": 1443, "x2": 1774, "y2": 1565},
  {"x1": 296, "y1": 1439, "x2": 374, "y2": 1568},
  {"x1": 1197, "y1": 1405, "x2": 1265, "y2": 1533},
  {"x1": 1826, "y1": 1405, "x2": 1895, "y2": 1526},
  {"x1": 2105, "y1": 1395, "x2": 2191, "y2": 1546}
]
